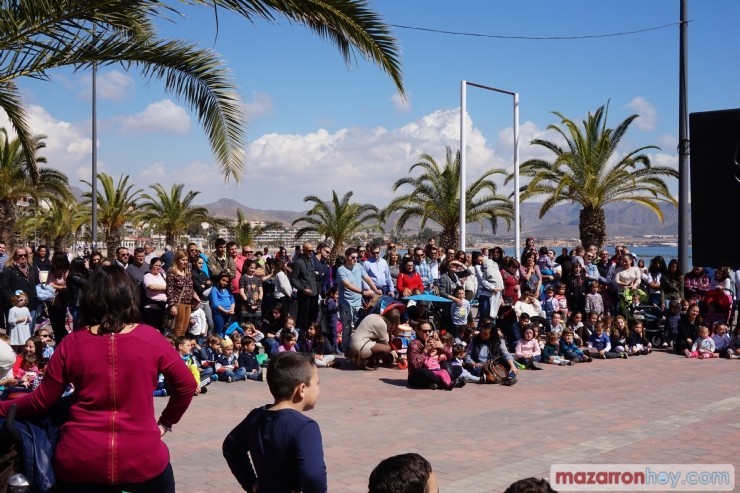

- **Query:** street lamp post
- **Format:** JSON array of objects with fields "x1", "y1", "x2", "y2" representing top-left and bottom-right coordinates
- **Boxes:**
[{"x1": 460, "y1": 81, "x2": 520, "y2": 254}]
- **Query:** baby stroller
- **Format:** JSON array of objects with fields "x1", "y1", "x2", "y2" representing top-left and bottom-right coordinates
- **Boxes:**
[{"x1": 630, "y1": 304, "x2": 665, "y2": 348}]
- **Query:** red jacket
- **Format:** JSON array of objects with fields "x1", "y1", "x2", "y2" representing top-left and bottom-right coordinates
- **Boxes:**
[
  {"x1": 0, "y1": 324, "x2": 196, "y2": 484},
  {"x1": 397, "y1": 271, "x2": 424, "y2": 294}
]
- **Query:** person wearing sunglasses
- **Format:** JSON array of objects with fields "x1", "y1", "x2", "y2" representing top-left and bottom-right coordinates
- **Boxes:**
[
  {"x1": 362, "y1": 245, "x2": 394, "y2": 298},
  {"x1": 0, "y1": 247, "x2": 40, "y2": 329},
  {"x1": 337, "y1": 247, "x2": 382, "y2": 354}
]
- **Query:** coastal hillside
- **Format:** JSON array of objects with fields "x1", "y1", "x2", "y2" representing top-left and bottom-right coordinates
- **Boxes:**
[{"x1": 199, "y1": 198, "x2": 683, "y2": 239}]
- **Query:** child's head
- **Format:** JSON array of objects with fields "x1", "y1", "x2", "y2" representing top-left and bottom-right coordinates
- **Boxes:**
[
  {"x1": 452, "y1": 343, "x2": 466, "y2": 359},
  {"x1": 551, "y1": 312, "x2": 562, "y2": 325},
  {"x1": 632, "y1": 292, "x2": 641, "y2": 304},
  {"x1": 266, "y1": 352, "x2": 319, "y2": 410},
  {"x1": 680, "y1": 299, "x2": 690, "y2": 313},
  {"x1": 242, "y1": 336, "x2": 257, "y2": 353},
  {"x1": 216, "y1": 272, "x2": 231, "y2": 288},
  {"x1": 220, "y1": 337, "x2": 234, "y2": 356},
  {"x1": 557, "y1": 283, "x2": 566, "y2": 294},
  {"x1": 209, "y1": 334, "x2": 222, "y2": 351},
  {"x1": 280, "y1": 330, "x2": 297, "y2": 347},
  {"x1": 327, "y1": 286, "x2": 339, "y2": 300},
  {"x1": 522, "y1": 325, "x2": 534, "y2": 341},
  {"x1": 698, "y1": 326, "x2": 710, "y2": 338},
  {"x1": 24, "y1": 337, "x2": 43, "y2": 357},
  {"x1": 11, "y1": 291, "x2": 28, "y2": 307},
  {"x1": 306, "y1": 321, "x2": 320, "y2": 338},
  {"x1": 569, "y1": 311, "x2": 582, "y2": 324},
  {"x1": 545, "y1": 286, "x2": 554, "y2": 298},
  {"x1": 518, "y1": 313, "x2": 531, "y2": 325},
  {"x1": 587, "y1": 312, "x2": 599, "y2": 325},
  {"x1": 547, "y1": 332, "x2": 560, "y2": 345},
  {"x1": 589, "y1": 281, "x2": 599, "y2": 293},
  {"x1": 21, "y1": 353, "x2": 37, "y2": 370},
  {"x1": 562, "y1": 329, "x2": 574, "y2": 344},
  {"x1": 241, "y1": 322, "x2": 256, "y2": 335},
  {"x1": 453, "y1": 286, "x2": 465, "y2": 299},
  {"x1": 439, "y1": 333, "x2": 454, "y2": 348},
  {"x1": 165, "y1": 333, "x2": 177, "y2": 348},
  {"x1": 594, "y1": 321, "x2": 605, "y2": 336},
  {"x1": 614, "y1": 315, "x2": 627, "y2": 331},
  {"x1": 230, "y1": 332, "x2": 242, "y2": 345},
  {"x1": 630, "y1": 320, "x2": 643, "y2": 335},
  {"x1": 714, "y1": 323, "x2": 728, "y2": 336},
  {"x1": 176, "y1": 336, "x2": 191, "y2": 355},
  {"x1": 285, "y1": 316, "x2": 296, "y2": 329},
  {"x1": 190, "y1": 298, "x2": 201, "y2": 310}
]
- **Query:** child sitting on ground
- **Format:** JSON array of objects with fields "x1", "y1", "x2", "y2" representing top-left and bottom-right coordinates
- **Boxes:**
[
  {"x1": 711, "y1": 323, "x2": 731, "y2": 358},
  {"x1": 15, "y1": 353, "x2": 39, "y2": 389},
  {"x1": 587, "y1": 321, "x2": 617, "y2": 359},
  {"x1": 581, "y1": 311, "x2": 599, "y2": 347},
  {"x1": 560, "y1": 329, "x2": 592, "y2": 363},
  {"x1": 237, "y1": 336, "x2": 263, "y2": 381},
  {"x1": 277, "y1": 330, "x2": 298, "y2": 353},
  {"x1": 450, "y1": 343, "x2": 480, "y2": 383},
  {"x1": 197, "y1": 335, "x2": 222, "y2": 376},
  {"x1": 685, "y1": 326, "x2": 715, "y2": 359},
  {"x1": 216, "y1": 337, "x2": 247, "y2": 381},
  {"x1": 176, "y1": 336, "x2": 209, "y2": 395},
  {"x1": 506, "y1": 313, "x2": 530, "y2": 353},
  {"x1": 514, "y1": 324, "x2": 543, "y2": 369},
  {"x1": 549, "y1": 312, "x2": 564, "y2": 336},
  {"x1": 566, "y1": 311, "x2": 585, "y2": 346},
  {"x1": 297, "y1": 321, "x2": 336, "y2": 368},
  {"x1": 610, "y1": 315, "x2": 630, "y2": 358},
  {"x1": 727, "y1": 327, "x2": 740, "y2": 359},
  {"x1": 627, "y1": 320, "x2": 652, "y2": 356},
  {"x1": 223, "y1": 352, "x2": 327, "y2": 493},
  {"x1": 542, "y1": 331, "x2": 572, "y2": 366}
]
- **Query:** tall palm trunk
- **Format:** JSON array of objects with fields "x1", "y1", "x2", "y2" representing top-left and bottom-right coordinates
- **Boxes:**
[
  {"x1": 0, "y1": 200, "x2": 18, "y2": 247},
  {"x1": 579, "y1": 205, "x2": 606, "y2": 249},
  {"x1": 440, "y1": 227, "x2": 460, "y2": 252},
  {"x1": 106, "y1": 230, "x2": 121, "y2": 261},
  {"x1": 165, "y1": 233, "x2": 176, "y2": 248}
]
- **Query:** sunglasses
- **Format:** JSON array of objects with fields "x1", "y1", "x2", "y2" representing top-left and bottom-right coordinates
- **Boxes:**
[
  {"x1": 243, "y1": 251, "x2": 253, "y2": 254},
  {"x1": 16, "y1": 254, "x2": 27, "y2": 258},
  {"x1": 372, "y1": 251, "x2": 380, "y2": 254},
  {"x1": 349, "y1": 256, "x2": 358, "y2": 260}
]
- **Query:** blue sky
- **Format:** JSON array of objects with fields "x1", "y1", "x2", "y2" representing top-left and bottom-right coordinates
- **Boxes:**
[{"x1": 5, "y1": 1, "x2": 740, "y2": 212}]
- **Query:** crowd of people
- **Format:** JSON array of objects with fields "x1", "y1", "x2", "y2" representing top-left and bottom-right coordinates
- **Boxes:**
[{"x1": 1, "y1": 235, "x2": 737, "y2": 492}]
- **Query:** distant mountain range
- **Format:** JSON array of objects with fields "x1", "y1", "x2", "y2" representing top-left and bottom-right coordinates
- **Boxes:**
[{"x1": 201, "y1": 197, "x2": 683, "y2": 240}]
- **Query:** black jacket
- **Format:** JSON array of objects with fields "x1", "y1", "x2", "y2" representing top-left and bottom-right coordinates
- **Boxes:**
[{"x1": 0, "y1": 265, "x2": 39, "y2": 310}]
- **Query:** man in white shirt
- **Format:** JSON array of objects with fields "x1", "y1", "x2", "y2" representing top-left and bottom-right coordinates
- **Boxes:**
[{"x1": 363, "y1": 246, "x2": 394, "y2": 297}]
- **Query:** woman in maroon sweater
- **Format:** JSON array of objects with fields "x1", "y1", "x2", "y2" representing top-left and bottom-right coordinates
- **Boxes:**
[{"x1": 0, "y1": 265, "x2": 196, "y2": 492}]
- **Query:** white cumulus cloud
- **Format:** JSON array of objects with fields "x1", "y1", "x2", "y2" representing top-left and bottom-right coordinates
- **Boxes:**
[
  {"x1": 626, "y1": 97, "x2": 658, "y2": 131},
  {"x1": 390, "y1": 93, "x2": 411, "y2": 112},
  {"x1": 77, "y1": 70, "x2": 136, "y2": 102},
  {"x1": 118, "y1": 99, "x2": 191, "y2": 135},
  {"x1": 243, "y1": 91, "x2": 273, "y2": 119}
]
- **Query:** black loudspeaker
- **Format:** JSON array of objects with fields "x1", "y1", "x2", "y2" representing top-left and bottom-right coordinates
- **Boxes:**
[{"x1": 689, "y1": 108, "x2": 740, "y2": 267}]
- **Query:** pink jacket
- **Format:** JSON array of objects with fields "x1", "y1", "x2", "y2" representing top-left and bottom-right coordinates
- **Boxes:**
[
  {"x1": 0, "y1": 324, "x2": 196, "y2": 484},
  {"x1": 515, "y1": 337, "x2": 542, "y2": 359}
]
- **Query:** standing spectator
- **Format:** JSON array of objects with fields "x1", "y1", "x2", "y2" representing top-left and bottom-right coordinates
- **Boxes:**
[
  {"x1": 387, "y1": 250, "x2": 401, "y2": 289},
  {"x1": 684, "y1": 265, "x2": 710, "y2": 306},
  {"x1": 126, "y1": 246, "x2": 150, "y2": 288},
  {"x1": 273, "y1": 258, "x2": 296, "y2": 320},
  {"x1": 143, "y1": 257, "x2": 168, "y2": 331},
  {"x1": 412, "y1": 247, "x2": 432, "y2": 293},
  {"x1": 1, "y1": 246, "x2": 40, "y2": 328},
  {"x1": 114, "y1": 246, "x2": 129, "y2": 268},
  {"x1": 363, "y1": 244, "x2": 394, "y2": 297},
  {"x1": 337, "y1": 247, "x2": 381, "y2": 353},
  {"x1": 226, "y1": 241, "x2": 246, "y2": 319},
  {"x1": 32, "y1": 244, "x2": 52, "y2": 274},
  {"x1": 144, "y1": 241, "x2": 157, "y2": 264},
  {"x1": 191, "y1": 255, "x2": 213, "y2": 335},
  {"x1": 661, "y1": 259, "x2": 684, "y2": 309},
  {"x1": 645, "y1": 256, "x2": 667, "y2": 307},
  {"x1": 166, "y1": 250, "x2": 195, "y2": 337},
  {"x1": 291, "y1": 241, "x2": 319, "y2": 331},
  {"x1": 239, "y1": 260, "x2": 263, "y2": 329},
  {"x1": 46, "y1": 251, "x2": 70, "y2": 343},
  {"x1": 207, "y1": 238, "x2": 235, "y2": 284},
  {"x1": 161, "y1": 244, "x2": 176, "y2": 272},
  {"x1": 0, "y1": 241, "x2": 7, "y2": 331},
  {"x1": 66, "y1": 257, "x2": 88, "y2": 330}
]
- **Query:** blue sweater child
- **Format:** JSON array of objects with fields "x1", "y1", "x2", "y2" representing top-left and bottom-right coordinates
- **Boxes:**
[
  {"x1": 559, "y1": 330, "x2": 592, "y2": 363},
  {"x1": 587, "y1": 324, "x2": 616, "y2": 359},
  {"x1": 238, "y1": 338, "x2": 263, "y2": 382}
]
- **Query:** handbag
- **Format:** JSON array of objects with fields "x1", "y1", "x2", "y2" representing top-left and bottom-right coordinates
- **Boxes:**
[{"x1": 480, "y1": 357, "x2": 508, "y2": 384}]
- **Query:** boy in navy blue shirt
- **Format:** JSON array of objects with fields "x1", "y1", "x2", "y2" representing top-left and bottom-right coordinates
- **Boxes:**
[
  {"x1": 238, "y1": 336, "x2": 263, "y2": 381},
  {"x1": 223, "y1": 352, "x2": 327, "y2": 493}
]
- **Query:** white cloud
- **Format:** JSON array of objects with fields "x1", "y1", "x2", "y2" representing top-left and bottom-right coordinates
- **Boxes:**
[
  {"x1": 77, "y1": 70, "x2": 135, "y2": 102},
  {"x1": 0, "y1": 104, "x2": 93, "y2": 182},
  {"x1": 659, "y1": 134, "x2": 678, "y2": 149},
  {"x1": 118, "y1": 99, "x2": 191, "y2": 135},
  {"x1": 626, "y1": 97, "x2": 658, "y2": 131},
  {"x1": 243, "y1": 92, "x2": 273, "y2": 119},
  {"x1": 390, "y1": 93, "x2": 411, "y2": 112}
]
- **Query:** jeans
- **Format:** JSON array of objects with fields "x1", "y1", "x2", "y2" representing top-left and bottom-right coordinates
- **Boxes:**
[
  {"x1": 220, "y1": 367, "x2": 247, "y2": 381},
  {"x1": 212, "y1": 310, "x2": 231, "y2": 338},
  {"x1": 246, "y1": 369, "x2": 263, "y2": 381},
  {"x1": 339, "y1": 303, "x2": 360, "y2": 353},
  {"x1": 261, "y1": 337, "x2": 279, "y2": 357},
  {"x1": 477, "y1": 295, "x2": 491, "y2": 326}
]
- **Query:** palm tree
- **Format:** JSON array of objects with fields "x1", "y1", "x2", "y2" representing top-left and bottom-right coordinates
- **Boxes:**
[
  {"x1": 81, "y1": 173, "x2": 142, "y2": 260},
  {"x1": 383, "y1": 146, "x2": 515, "y2": 251},
  {"x1": 0, "y1": 128, "x2": 72, "y2": 245},
  {"x1": 230, "y1": 209, "x2": 283, "y2": 247},
  {"x1": 137, "y1": 183, "x2": 210, "y2": 248},
  {"x1": 0, "y1": 0, "x2": 404, "y2": 182},
  {"x1": 292, "y1": 191, "x2": 380, "y2": 254},
  {"x1": 35, "y1": 200, "x2": 89, "y2": 252},
  {"x1": 512, "y1": 103, "x2": 678, "y2": 248}
]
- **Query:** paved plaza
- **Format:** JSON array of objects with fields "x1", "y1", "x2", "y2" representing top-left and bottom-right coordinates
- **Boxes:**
[{"x1": 156, "y1": 350, "x2": 740, "y2": 492}]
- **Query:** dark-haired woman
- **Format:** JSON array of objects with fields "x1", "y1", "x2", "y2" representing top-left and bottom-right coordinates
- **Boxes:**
[
  {"x1": 464, "y1": 321, "x2": 518, "y2": 385},
  {"x1": 67, "y1": 257, "x2": 89, "y2": 330},
  {"x1": 47, "y1": 251, "x2": 70, "y2": 343},
  {"x1": 0, "y1": 265, "x2": 196, "y2": 492}
]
